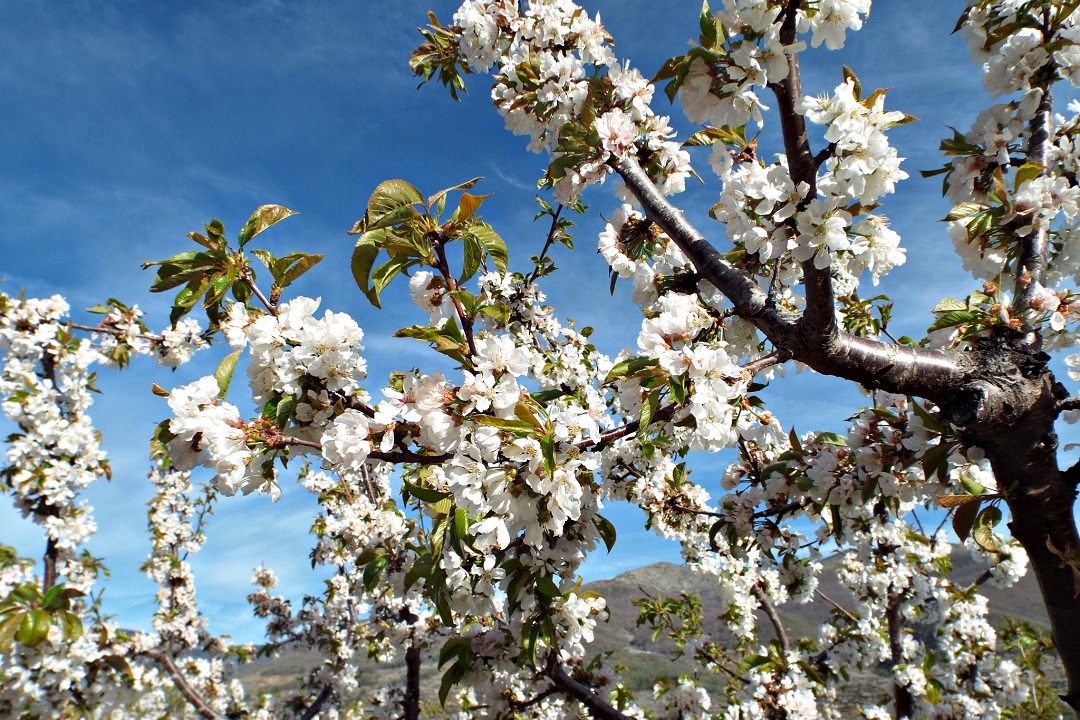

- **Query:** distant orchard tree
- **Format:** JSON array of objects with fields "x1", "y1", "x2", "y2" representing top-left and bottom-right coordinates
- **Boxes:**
[{"x1": 2, "y1": 1, "x2": 1080, "y2": 719}]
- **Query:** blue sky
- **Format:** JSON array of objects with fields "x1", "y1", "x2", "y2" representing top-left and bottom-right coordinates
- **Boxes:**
[{"x1": 0, "y1": 0, "x2": 1045, "y2": 642}]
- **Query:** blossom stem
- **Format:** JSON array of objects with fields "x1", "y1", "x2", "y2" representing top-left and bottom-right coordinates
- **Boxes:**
[
  {"x1": 66, "y1": 321, "x2": 163, "y2": 342},
  {"x1": 432, "y1": 236, "x2": 478, "y2": 357},
  {"x1": 241, "y1": 268, "x2": 278, "y2": 317}
]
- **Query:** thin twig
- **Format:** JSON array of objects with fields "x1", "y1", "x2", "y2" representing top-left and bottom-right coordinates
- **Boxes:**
[
  {"x1": 241, "y1": 268, "x2": 278, "y2": 316},
  {"x1": 150, "y1": 652, "x2": 229, "y2": 720},
  {"x1": 527, "y1": 204, "x2": 565, "y2": 285},
  {"x1": 814, "y1": 588, "x2": 858, "y2": 624}
]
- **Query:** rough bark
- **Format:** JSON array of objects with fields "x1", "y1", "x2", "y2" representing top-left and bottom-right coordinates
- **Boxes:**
[{"x1": 959, "y1": 351, "x2": 1080, "y2": 712}]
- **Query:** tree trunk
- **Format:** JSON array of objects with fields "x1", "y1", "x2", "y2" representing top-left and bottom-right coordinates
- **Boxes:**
[{"x1": 952, "y1": 341, "x2": 1080, "y2": 713}]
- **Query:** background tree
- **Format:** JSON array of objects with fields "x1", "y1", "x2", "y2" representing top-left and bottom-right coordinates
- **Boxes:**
[{"x1": 2, "y1": 1, "x2": 1080, "y2": 719}]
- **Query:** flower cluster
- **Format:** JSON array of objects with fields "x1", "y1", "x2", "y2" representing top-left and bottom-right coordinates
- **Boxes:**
[{"x1": 446, "y1": 0, "x2": 691, "y2": 201}]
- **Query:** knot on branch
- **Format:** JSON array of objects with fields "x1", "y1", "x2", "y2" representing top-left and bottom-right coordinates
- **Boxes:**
[{"x1": 942, "y1": 334, "x2": 1060, "y2": 437}]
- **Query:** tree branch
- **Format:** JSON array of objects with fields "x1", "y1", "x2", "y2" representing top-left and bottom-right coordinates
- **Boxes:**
[
  {"x1": 299, "y1": 684, "x2": 333, "y2": 720},
  {"x1": 613, "y1": 155, "x2": 969, "y2": 402},
  {"x1": 150, "y1": 652, "x2": 229, "y2": 720},
  {"x1": 546, "y1": 657, "x2": 633, "y2": 720},
  {"x1": 1015, "y1": 23, "x2": 1055, "y2": 317},
  {"x1": 751, "y1": 584, "x2": 790, "y2": 654},
  {"x1": 1057, "y1": 396, "x2": 1080, "y2": 414},
  {"x1": 766, "y1": 2, "x2": 837, "y2": 339},
  {"x1": 814, "y1": 588, "x2": 859, "y2": 624},
  {"x1": 885, "y1": 591, "x2": 914, "y2": 720}
]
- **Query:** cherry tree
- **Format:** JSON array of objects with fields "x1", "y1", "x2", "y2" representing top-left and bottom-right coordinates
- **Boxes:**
[{"x1": 2, "y1": 1, "x2": 1080, "y2": 719}]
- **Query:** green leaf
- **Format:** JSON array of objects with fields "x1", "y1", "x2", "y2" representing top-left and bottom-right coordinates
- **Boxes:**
[
  {"x1": 426, "y1": 177, "x2": 482, "y2": 213},
  {"x1": 815, "y1": 432, "x2": 847, "y2": 446},
  {"x1": 0, "y1": 613, "x2": 21, "y2": 650},
  {"x1": 470, "y1": 415, "x2": 535, "y2": 433},
  {"x1": 439, "y1": 657, "x2": 468, "y2": 707},
  {"x1": 453, "y1": 507, "x2": 472, "y2": 549},
  {"x1": 698, "y1": 0, "x2": 717, "y2": 49},
  {"x1": 238, "y1": 204, "x2": 297, "y2": 247},
  {"x1": 959, "y1": 474, "x2": 986, "y2": 496},
  {"x1": 637, "y1": 389, "x2": 659, "y2": 442},
  {"x1": 404, "y1": 555, "x2": 434, "y2": 592},
  {"x1": 460, "y1": 232, "x2": 484, "y2": 284},
  {"x1": 370, "y1": 255, "x2": 416, "y2": 305},
  {"x1": 275, "y1": 395, "x2": 297, "y2": 429},
  {"x1": 438, "y1": 636, "x2": 471, "y2": 668},
  {"x1": 535, "y1": 574, "x2": 561, "y2": 600},
  {"x1": 594, "y1": 514, "x2": 617, "y2": 552},
  {"x1": 470, "y1": 223, "x2": 508, "y2": 274},
  {"x1": 351, "y1": 230, "x2": 388, "y2": 308},
  {"x1": 736, "y1": 653, "x2": 774, "y2": 676},
  {"x1": 669, "y1": 373, "x2": 687, "y2": 405},
  {"x1": 213, "y1": 349, "x2": 243, "y2": 400},
  {"x1": 16, "y1": 609, "x2": 50, "y2": 647},
  {"x1": 944, "y1": 202, "x2": 987, "y2": 222},
  {"x1": 951, "y1": 497, "x2": 982, "y2": 542},
  {"x1": 403, "y1": 479, "x2": 452, "y2": 504},
  {"x1": 362, "y1": 554, "x2": 389, "y2": 590},
  {"x1": 364, "y1": 179, "x2": 423, "y2": 231},
  {"x1": 920, "y1": 441, "x2": 954, "y2": 481},
  {"x1": 1013, "y1": 162, "x2": 1043, "y2": 191},
  {"x1": 927, "y1": 310, "x2": 978, "y2": 333},
  {"x1": 604, "y1": 356, "x2": 660, "y2": 383},
  {"x1": 830, "y1": 503, "x2": 845, "y2": 543},
  {"x1": 251, "y1": 249, "x2": 277, "y2": 274},
  {"x1": 842, "y1": 65, "x2": 862, "y2": 100},
  {"x1": 277, "y1": 252, "x2": 324, "y2": 288}
]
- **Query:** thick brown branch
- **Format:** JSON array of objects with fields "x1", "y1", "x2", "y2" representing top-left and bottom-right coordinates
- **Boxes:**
[
  {"x1": 613, "y1": 155, "x2": 792, "y2": 337},
  {"x1": 1016, "y1": 85, "x2": 1054, "y2": 315},
  {"x1": 613, "y1": 155, "x2": 969, "y2": 402},
  {"x1": 766, "y1": 3, "x2": 837, "y2": 338},
  {"x1": 546, "y1": 657, "x2": 633, "y2": 720}
]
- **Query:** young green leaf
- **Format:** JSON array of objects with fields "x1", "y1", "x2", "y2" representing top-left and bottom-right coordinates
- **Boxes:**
[{"x1": 238, "y1": 205, "x2": 297, "y2": 247}]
